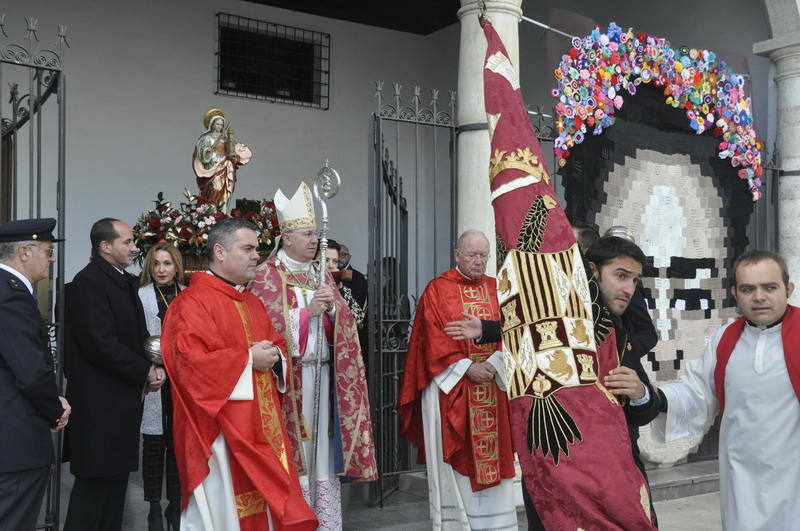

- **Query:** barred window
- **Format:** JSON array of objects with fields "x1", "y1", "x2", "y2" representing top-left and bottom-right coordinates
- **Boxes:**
[{"x1": 217, "y1": 13, "x2": 330, "y2": 109}]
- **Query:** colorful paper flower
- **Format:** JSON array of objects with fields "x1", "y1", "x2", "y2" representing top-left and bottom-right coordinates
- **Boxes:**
[{"x1": 552, "y1": 22, "x2": 763, "y2": 200}]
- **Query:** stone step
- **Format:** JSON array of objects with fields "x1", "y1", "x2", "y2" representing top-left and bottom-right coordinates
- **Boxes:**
[
  {"x1": 345, "y1": 459, "x2": 720, "y2": 508},
  {"x1": 647, "y1": 460, "x2": 720, "y2": 502}
]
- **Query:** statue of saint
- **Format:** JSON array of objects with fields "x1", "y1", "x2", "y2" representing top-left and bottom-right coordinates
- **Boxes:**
[{"x1": 192, "y1": 108, "x2": 252, "y2": 213}]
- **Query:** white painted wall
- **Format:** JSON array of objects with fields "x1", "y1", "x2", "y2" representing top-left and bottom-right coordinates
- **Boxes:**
[
  {"x1": 2, "y1": 0, "x2": 459, "y2": 282},
  {"x1": 1, "y1": 0, "x2": 772, "y2": 289}
]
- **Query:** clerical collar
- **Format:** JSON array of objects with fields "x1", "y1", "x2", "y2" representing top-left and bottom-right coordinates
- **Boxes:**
[
  {"x1": 745, "y1": 309, "x2": 787, "y2": 330},
  {"x1": 207, "y1": 269, "x2": 245, "y2": 293},
  {"x1": 455, "y1": 265, "x2": 482, "y2": 282},
  {"x1": 277, "y1": 249, "x2": 314, "y2": 271}
]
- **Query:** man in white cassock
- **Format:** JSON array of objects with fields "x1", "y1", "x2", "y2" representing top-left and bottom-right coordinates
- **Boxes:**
[
  {"x1": 652, "y1": 249, "x2": 800, "y2": 530},
  {"x1": 398, "y1": 231, "x2": 518, "y2": 530}
]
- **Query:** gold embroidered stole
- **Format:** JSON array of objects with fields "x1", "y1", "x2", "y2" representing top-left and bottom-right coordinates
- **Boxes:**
[
  {"x1": 232, "y1": 300, "x2": 290, "y2": 518},
  {"x1": 459, "y1": 280, "x2": 502, "y2": 485}
]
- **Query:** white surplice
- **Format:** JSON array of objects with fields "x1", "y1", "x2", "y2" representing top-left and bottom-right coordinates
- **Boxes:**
[
  {"x1": 182, "y1": 314, "x2": 288, "y2": 530},
  {"x1": 421, "y1": 354, "x2": 518, "y2": 531},
  {"x1": 278, "y1": 250, "x2": 342, "y2": 531},
  {"x1": 652, "y1": 321, "x2": 800, "y2": 530}
]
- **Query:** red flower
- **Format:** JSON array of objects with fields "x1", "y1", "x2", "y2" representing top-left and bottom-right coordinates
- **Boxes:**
[
  {"x1": 196, "y1": 196, "x2": 208, "y2": 205},
  {"x1": 179, "y1": 227, "x2": 192, "y2": 239},
  {"x1": 214, "y1": 211, "x2": 226, "y2": 220},
  {"x1": 245, "y1": 211, "x2": 257, "y2": 222},
  {"x1": 231, "y1": 209, "x2": 242, "y2": 218},
  {"x1": 148, "y1": 217, "x2": 161, "y2": 229},
  {"x1": 569, "y1": 48, "x2": 579, "y2": 59},
  {"x1": 636, "y1": 32, "x2": 647, "y2": 43},
  {"x1": 157, "y1": 232, "x2": 166, "y2": 241},
  {"x1": 712, "y1": 127, "x2": 723, "y2": 137}
]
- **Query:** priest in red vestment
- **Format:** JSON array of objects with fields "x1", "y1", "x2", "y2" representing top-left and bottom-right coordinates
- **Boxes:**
[
  {"x1": 162, "y1": 218, "x2": 317, "y2": 531},
  {"x1": 480, "y1": 17, "x2": 655, "y2": 529},
  {"x1": 398, "y1": 230, "x2": 518, "y2": 530}
]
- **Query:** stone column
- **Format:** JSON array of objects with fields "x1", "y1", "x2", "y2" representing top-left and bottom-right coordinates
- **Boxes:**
[
  {"x1": 457, "y1": 0, "x2": 523, "y2": 274},
  {"x1": 755, "y1": 35, "x2": 800, "y2": 304}
]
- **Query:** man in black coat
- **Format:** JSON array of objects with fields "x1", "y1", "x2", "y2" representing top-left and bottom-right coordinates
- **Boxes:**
[
  {"x1": 0, "y1": 218, "x2": 70, "y2": 530},
  {"x1": 337, "y1": 242, "x2": 369, "y2": 370},
  {"x1": 63, "y1": 218, "x2": 165, "y2": 531},
  {"x1": 337, "y1": 243, "x2": 368, "y2": 316}
]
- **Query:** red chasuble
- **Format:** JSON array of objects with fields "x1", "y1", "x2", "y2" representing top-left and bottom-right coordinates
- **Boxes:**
[
  {"x1": 481, "y1": 18, "x2": 655, "y2": 529},
  {"x1": 715, "y1": 305, "x2": 800, "y2": 415},
  {"x1": 397, "y1": 269, "x2": 515, "y2": 492},
  {"x1": 162, "y1": 273, "x2": 317, "y2": 531},
  {"x1": 249, "y1": 257, "x2": 378, "y2": 481}
]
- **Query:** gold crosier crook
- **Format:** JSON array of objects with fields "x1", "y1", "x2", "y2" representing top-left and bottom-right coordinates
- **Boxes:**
[{"x1": 308, "y1": 160, "x2": 341, "y2": 506}]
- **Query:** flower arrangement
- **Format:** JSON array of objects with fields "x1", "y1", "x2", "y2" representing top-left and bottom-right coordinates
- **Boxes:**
[
  {"x1": 132, "y1": 190, "x2": 279, "y2": 262},
  {"x1": 552, "y1": 22, "x2": 763, "y2": 200}
]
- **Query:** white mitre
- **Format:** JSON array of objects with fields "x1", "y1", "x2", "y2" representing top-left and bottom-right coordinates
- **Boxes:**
[{"x1": 274, "y1": 181, "x2": 316, "y2": 232}]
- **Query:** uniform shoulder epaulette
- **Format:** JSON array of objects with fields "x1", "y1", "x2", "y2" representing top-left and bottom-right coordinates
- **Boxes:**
[{"x1": 7, "y1": 277, "x2": 27, "y2": 292}]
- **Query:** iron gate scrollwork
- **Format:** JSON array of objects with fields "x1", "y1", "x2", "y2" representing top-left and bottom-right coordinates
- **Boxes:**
[
  {"x1": 368, "y1": 81, "x2": 456, "y2": 505},
  {"x1": 1, "y1": 14, "x2": 68, "y2": 531}
]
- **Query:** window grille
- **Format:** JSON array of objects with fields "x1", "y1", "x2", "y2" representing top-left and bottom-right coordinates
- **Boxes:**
[{"x1": 217, "y1": 13, "x2": 330, "y2": 109}]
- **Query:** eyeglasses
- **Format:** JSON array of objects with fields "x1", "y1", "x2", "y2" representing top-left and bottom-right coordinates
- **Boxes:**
[
  {"x1": 28, "y1": 244, "x2": 55, "y2": 257},
  {"x1": 290, "y1": 229, "x2": 322, "y2": 239},
  {"x1": 458, "y1": 251, "x2": 489, "y2": 261}
]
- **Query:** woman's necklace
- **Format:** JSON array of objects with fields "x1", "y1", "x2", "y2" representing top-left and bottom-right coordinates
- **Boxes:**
[{"x1": 155, "y1": 282, "x2": 178, "y2": 308}]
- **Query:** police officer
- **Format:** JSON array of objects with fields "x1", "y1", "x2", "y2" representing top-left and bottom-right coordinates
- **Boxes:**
[{"x1": 0, "y1": 218, "x2": 70, "y2": 530}]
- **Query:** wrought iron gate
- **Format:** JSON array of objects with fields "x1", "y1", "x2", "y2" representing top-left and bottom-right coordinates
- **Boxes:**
[
  {"x1": 367, "y1": 82, "x2": 456, "y2": 504},
  {"x1": 1, "y1": 15, "x2": 68, "y2": 530}
]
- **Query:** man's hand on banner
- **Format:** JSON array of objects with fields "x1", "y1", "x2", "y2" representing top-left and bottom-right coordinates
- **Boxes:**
[
  {"x1": 444, "y1": 312, "x2": 482, "y2": 341},
  {"x1": 604, "y1": 366, "x2": 646, "y2": 400}
]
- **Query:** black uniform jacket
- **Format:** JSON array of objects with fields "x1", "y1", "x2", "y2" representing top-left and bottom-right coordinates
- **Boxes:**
[
  {"x1": 63, "y1": 258, "x2": 150, "y2": 477},
  {"x1": 612, "y1": 285, "x2": 661, "y2": 476},
  {"x1": 0, "y1": 268, "x2": 63, "y2": 472}
]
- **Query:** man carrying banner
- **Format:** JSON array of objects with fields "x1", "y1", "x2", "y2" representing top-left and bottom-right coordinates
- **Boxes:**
[
  {"x1": 398, "y1": 229, "x2": 517, "y2": 530},
  {"x1": 480, "y1": 16, "x2": 656, "y2": 529}
]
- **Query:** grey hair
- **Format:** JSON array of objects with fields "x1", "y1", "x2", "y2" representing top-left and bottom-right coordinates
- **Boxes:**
[
  {"x1": 0, "y1": 241, "x2": 26, "y2": 261},
  {"x1": 206, "y1": 218, "x2": 257, "y2": 261},
  {"x1": 455, "y1": 229, "x2": 489, "y2": 250}
]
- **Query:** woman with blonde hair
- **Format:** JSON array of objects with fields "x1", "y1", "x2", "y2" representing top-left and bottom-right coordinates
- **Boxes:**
[{"x1": 138, "y1": 242, "x2": 185, "y2": 531}]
